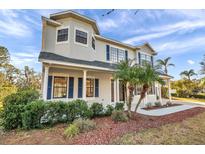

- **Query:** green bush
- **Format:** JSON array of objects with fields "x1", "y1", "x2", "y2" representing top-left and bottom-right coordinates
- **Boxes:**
[
  {"x1": 115, "y1": 102, "x2": 124, "y2": 111},
  {"x1": 42, "y1": 101, "x2": 68, "y2": 125},
  {"x1": 154, "y1": 101, "x2": 162, "y2": 107},
  {"x1": 73, "y1": 118, "x2": 96, "y2": 133},
  {"x1": 105, "y1": 104, "x2": 114, "y2": 116},
  {"x1": 111, "y1": 110, "x2": 128, "y2": 122},
  {"x1": 64, "y1": 124, "x2": 79, "y2": 138},
  {"x1": 22, "y1": 100, "x2": 46, "y2": 129},
  {"x1": 90, "y1": 102, "x2": 104, "y2": 117},
  {"x1": 66, "y1": 100, "x2": 93, "y2": 121},
  {"x1": 145, "y1": 102, "x2": 152, "y2": 108},
  {"x1": 1, "y1": 89, "x2": 39, "y2": 130}
]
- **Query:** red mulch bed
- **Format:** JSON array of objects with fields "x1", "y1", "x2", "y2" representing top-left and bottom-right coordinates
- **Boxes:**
[
  {"x1": 142, "y1": 103, "x2": 182, "y2": 110},
  {"x1": 1, "y1": 107, "x2": 205, "y2": 145}
]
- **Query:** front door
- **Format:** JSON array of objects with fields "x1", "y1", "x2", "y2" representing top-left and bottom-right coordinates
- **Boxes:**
[{"x1": 119, "y1": 80, "x2": 125, "y2": 102}]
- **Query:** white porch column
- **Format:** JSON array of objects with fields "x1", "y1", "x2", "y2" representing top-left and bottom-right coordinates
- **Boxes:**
[
  {"x1": 168, "y1": 79, "x2": 172, "y2": 102},
  {"x1": 83, "y1": 70, "x2": 87, "y2": 100},
  {"x1": 114, "y1": 80, "x2": 117, "y2": 102},
  {"x1": 159, "y1": 83, "x2": 162, "y2": 103},
  {"x1": 43, "y1": 66, "x2": 49, "y2": 100},
  {"x1": 116, "y1": 79, "x2": 120, "y2": 102}
]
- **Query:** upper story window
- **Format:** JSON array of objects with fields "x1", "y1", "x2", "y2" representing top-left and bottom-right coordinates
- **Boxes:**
[
  {"x1": 140, "y1": 53, "x2": 152, "y2": 66},
  {"x1": 110, "y1": 46, "x2": 125, "y2": 63},
  {"x1": 57, "y1": 28, "x2": 68, "y2": 43},
  {"x1": 92, "y1": 37, "x2": 95, "y2": 50},
  {"x1": 75, "y1": 29, "x2": 88, "y2": 45}
]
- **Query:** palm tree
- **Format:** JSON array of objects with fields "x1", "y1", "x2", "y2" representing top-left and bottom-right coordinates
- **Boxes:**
[
  {"x1": 114, "y1": 59, "x2": 139, "y2": 117},
  {"x1": 180, "y1": 69, "x2": 197, "y2": 80},
  {"x1": 156, "y1": 57, "x2": 175, "y2": 74},
  {"x1": 200, "y1": 55, "x2": 205, "y2": 74},
  {"x1": 134, "y1": 64, "x2": 164, "y2": 112}
]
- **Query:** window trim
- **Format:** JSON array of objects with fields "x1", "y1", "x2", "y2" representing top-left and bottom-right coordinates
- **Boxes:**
[
  {"x1": 139, "y1": 52, "x2": 152, "y2": 66},
  {"x1": 109, "y1": 45, "x2": 126, "y2": 63},
  {"x1": 52, "y1": 76, "x2": 68, "y2": 99},
  {"x1": 56, "y1": 26, "x2": 70, "y2": 44},
  {"x1": 74, "y1": 27, "x2": 89, "y2": 47}
]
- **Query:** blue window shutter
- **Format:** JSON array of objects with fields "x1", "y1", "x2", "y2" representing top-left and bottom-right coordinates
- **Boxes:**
[
  {"x1": 95, "y1": 79, "x2": 99, "y2": 97},
  {"x1": 47, "y1": 76, "x2": 52, "y2": 99},
  {"x1": 151, "y1": 56, "x2": 154, "y2": 67},
  {"x1": 106, "y1": 45, "x2": 110, "y2": 61},
  {"x1": 125, "y1": 50, "x2": 128, "y2": 60},
  {"x1": 78, "y1": 78, "x2": 83, "y2": 98},
  {"x1": 138, "y1": 52, "x2": 141, "y2": 65},
  {"x1": 68, "y1": 77, "x2": 74, "y2": 98}
]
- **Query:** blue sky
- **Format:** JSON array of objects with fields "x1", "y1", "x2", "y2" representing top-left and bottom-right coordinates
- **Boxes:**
[{"x1": 0, "y1": 9, "x2": 204, "y2": 80}]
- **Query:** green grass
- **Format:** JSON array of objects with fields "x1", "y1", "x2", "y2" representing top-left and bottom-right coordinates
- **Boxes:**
[
  {"x1": 112, "y1": 111, "x2": 205, "y2": 144},
  {"x1": 172, "y1": 97, "x2": 205, "y2": 103}
]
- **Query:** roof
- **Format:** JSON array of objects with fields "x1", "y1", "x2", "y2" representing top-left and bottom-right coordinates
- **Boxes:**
[
  {"x1": 49, "y1": 10, "x2": 100, "y2": 35},
  {"x1": 39, "y1": 52, "x2": 117, "y2": 70},
  {"x1": 136, "y1": 42, "x2": 157, "y2": 55},
  {"x1": 94, "y1": 35, "x2": 140, "y2": 51}
]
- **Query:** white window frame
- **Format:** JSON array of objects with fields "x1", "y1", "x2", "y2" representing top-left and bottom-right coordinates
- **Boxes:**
[
  {"x1": 140, "y1": 51, "x2": 152, "y2": 66},
  {"x1": 74, "y1": 27, "x2": 89, "y2": 47},
  {"x1": 109, "y1": 45, "x2": 126, "y2": 63},
  {"x1": 56, "y1": 26, "x2": 70, "y2": 44}
]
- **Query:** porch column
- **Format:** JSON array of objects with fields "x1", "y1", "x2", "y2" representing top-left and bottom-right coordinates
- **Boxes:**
[
  {"x1": 83, "y1": 70, "x2": 87, "y2": 100},
  {"x1": 43, "y1": 66, "x2": 49, "y2": 100},
  {"x1": 116, "y1": 79, "x2": 120, "y2": 102},
  {"x1": 168, "y1": 79, "x2": 172, "y2": 102},
  {"x1": 114, "y1": 80, "x2": 117, "y2": 102},
  {"x1": 158, "y1": 83, "x2": 162, "y2": 103}
]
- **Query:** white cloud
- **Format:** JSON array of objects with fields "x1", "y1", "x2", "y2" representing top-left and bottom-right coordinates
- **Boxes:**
[
  {"x1": 123, "y1": 20, "x2": 205, "y2": 44},
  {"x1": 0, "y1": 10, "x2": 32, "y2": 37},
  {"x1": 155, "y1": 36, "x2": 205, "y2": 55},
  {"x1": 98, "y1": 18, "x2": 118, "y2": 31},
  {"x1": 187, "y1": 60, "x2": 195, "y2": 65}
]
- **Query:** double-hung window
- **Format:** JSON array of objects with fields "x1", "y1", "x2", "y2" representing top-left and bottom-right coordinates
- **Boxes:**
[
  {"x1": 75, "y1": 29, "x2": 88, "y2": 45},
  {"x1": 86, "y1": 78, "x2": 94, "y2": 97},
  {"x1": 140, "y1": 53, "x2": 152, "y2": 66},
  {"x1": 57, "y1": 28, "x2": 68, "y2": 43},
  {"x1": 53, "y1": 77, "x2": 67, "y2": 98},
  {"x1": 110, "y1": 46, "x2": 125, "y2": 63}
]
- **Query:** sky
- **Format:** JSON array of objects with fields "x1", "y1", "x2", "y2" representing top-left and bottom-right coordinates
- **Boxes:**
[{"x1": 0, "y1": 9, "x2": 204, "y2": 80}]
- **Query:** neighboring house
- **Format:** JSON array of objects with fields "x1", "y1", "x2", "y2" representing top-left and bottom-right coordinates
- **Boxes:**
[{"x1": 38, "y1": 10, "x2": 172, "y2": 107}]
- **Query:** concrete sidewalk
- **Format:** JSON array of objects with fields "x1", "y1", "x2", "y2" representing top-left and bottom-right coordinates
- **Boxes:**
[{"x1": 136, "y1": 104, "x2": 195, "y2": 116}]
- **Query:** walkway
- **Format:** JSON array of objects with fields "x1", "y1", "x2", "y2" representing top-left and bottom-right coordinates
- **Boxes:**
[{"x1": 136, "y1": 104, "x2": 196, "y2": 116}]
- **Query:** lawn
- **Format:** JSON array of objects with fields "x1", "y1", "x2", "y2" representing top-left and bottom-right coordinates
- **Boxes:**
[
  {"x1": 112, "y1": 110, "x2": 205, "y2": 144},
  {"x1": 0, "y1": 107, "x2": 204, "y2": 145},
  {"x1": 173, "y1": 97, "x2": 205, "y2": 103}
]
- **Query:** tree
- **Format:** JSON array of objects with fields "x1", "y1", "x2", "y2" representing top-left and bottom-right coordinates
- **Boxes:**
[
  {"x1": 134, "y1": 64, "x2": 164, "y2": 112},
  {"x1": 114, "y1": 59, "x2": 139, "y2": 117},
  {"x1": 0, "y1": 46, "x2": 10, "y2": 68},
  {"x1": 200, "y1": 55, "x2": 205, "y2": 74},
  {"x1": 180, "y1": 69, "x2": 197, "y2": 80},
  {"x1": 17, "y1": 66, "x2": 41, "y2": 90},
  {"x1": 156, "y1": 57, "x2": 175, "y2": 74}
]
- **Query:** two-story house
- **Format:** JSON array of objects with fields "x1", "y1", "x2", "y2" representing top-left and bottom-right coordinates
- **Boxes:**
[{"x1": 38, "y1": 10, "x2": 172, "y2": 108}]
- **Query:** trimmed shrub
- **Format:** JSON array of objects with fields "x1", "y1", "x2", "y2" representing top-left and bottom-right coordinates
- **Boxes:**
[
  {"x1": 22, "y1": 100, "x2": 46, "y2": 129},
  {"x1": 73, "y1": 118, "x2": 96, "y2": 133},
  {"x1": 115, "y1": 102, "x2": 124, "y2": 111},
  {"x1": 66, "y1": 100, "x2": 93, "y2": 121},
  {"x1": 42, "y1": 101, "x2": 68, "y2": 125},
  {"x1": 145, "y1": 102, "x2": 152, "y2": 108},
  {"x1": 1, "y1": 89, "x2": 39, "y2": 130},
  {"x1": 105, "y1": 104, "x2": 114, "y2": 116},
  {"x1": 154, "y1": 101, "x2": 162, "y2": 107},
  {"x1": 64, "y1": 124, "x2": 79, "y2": 138},
  {"x1": 111, "y1": 110, "x2": 128, "y2": 122},
  {"x1": 90, "y1": 102, "x2": 104, "y2": 117}
]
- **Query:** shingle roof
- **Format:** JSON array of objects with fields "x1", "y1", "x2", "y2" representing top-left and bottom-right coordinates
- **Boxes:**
[
  {"x1": 39, "y1": 52, "x2": 117, "y2": 70},
  {"x1": 39, "y1": 52, "x2": 172, "y2": 78}
]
